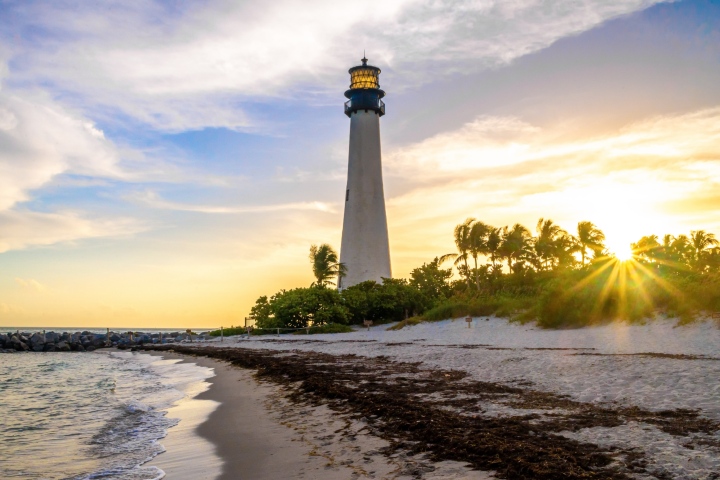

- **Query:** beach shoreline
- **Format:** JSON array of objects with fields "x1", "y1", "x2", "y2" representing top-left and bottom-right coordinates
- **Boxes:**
[
  {"x1": 145, "y1": 350, "x2": 352, "y2": 480},
  {"x1": 137, "y1": 317, "x2": 720, "y2": 479},
  {"x1": 146, "y1": 348, "x2": 490, "y2": 480}
]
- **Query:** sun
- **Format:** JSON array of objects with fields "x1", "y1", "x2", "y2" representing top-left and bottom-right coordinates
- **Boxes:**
[{"x1": 610, "y1": 242, "x2": 634, "y2": 261}]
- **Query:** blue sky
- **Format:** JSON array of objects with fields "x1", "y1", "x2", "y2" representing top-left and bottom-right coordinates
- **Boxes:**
[{"x1": 1, "y1": 0, "x2": 719, "y2": 327}]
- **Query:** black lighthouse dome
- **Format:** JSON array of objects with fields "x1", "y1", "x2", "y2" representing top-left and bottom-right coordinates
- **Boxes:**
[{"x1": 344, "y1": 56, "x2": 385, "y2": 117}]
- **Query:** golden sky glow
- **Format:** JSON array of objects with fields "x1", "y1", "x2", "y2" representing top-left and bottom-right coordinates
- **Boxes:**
[{"x1": 1, "y1": 0, "x2": 720, "y2": 328}]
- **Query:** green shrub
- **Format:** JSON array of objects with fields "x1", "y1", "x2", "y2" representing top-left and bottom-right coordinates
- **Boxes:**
[
  {"x1": 386, "y1": 316, "x2": 424, "y2": 330},
  {"x1": 292, "y1": 323, "x2": 353, "y2": 334},
  {"x1": 207, "y1": 327, "x2": 248, "y2": 337},
  {"x1": 250, "y1": 287, "x2": 350, "y2": 329},
  {"x1": 340, "y1": 278, "x2": 425, "y2": 324},
  {"x1": 422, "y1": 293, "x2": 532, "y2": 322}
]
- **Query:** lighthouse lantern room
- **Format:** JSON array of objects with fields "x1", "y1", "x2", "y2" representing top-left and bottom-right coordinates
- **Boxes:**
[{"x1": 344, "y1": 57, "x2": 386, "y2": 117}]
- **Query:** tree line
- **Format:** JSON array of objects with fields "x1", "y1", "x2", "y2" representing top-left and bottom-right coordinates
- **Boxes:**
[
  {"x1": 438, "y1": 218, "x2": 608, "y2": 290},
  {"x1": 250, "y1": 218, "x2": 720, "y2": 331}
]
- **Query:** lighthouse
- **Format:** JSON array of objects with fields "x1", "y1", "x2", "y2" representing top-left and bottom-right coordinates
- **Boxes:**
[{"x1": 338, "y1": 56, "x2": 392, "y2": 289}]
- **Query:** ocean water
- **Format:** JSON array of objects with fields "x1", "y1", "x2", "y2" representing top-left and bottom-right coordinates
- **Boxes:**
[
  {"x1": 0, "y1": 327, "x2": 209, "y2": 335},
  {"x1": 0, "y1": 351, "x2": 215, "y2": 479}
]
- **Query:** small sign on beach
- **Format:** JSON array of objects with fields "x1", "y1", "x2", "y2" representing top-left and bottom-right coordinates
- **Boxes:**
[
  {"x1": 363, "y1": 319, "x2": 373, "y2": 331},
  {"x1": 465, "y1": 316, "x2": 472, "y2": 328}
]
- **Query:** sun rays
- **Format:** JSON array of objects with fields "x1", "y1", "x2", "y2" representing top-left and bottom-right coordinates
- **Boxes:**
[{"x1": 560, "y1": 254, "x2": 692, "y2": 325}]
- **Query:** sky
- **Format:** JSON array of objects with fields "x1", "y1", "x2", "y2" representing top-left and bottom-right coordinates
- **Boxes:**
[{"x1": 1, "y1": 0, "x2": 719, "y2": 328}]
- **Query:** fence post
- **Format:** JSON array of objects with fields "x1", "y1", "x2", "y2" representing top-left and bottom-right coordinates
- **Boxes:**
[
  {"x1": 276, "y1": 328, "x2": 280, "y2": 337},
  {"x1": 221, "y1": 326, "x2": 223, "y2": 342}
]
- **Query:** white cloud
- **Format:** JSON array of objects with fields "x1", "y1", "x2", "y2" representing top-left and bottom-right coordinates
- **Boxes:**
[
  {"x1": 0, "y1": 83, "x2": 231, "y2": 253},
  {"x1": 5, "y1": 0, "x2": 669, "y2": 131},
  {"x1": 0, "y1": 88, "x2": 147, "y2": 252},
  {"x1": 127, "y1": 190, "x2": 337, "y2": 214},
  {"x1": 0, "y1": 209, "x2": 144, "y2": 253},
  {"x1": 0, "y1": 90, "x2": 121, "y2": 210}
]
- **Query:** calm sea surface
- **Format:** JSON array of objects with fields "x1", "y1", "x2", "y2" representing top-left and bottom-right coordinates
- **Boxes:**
[
  {"x1": 0, "y1": 327, "x2": 210, "y2": 335},
  {"x1": 0, "y1": 351, "x2": 214, "y2": 479}
]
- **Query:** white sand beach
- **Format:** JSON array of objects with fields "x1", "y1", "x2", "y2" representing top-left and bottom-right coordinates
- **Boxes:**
[{"x1": 152, "y1": 316, "x2": 720, "y2": 479}]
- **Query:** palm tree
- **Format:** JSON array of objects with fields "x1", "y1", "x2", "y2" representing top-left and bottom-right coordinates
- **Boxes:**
[
  {"x1": 486, "y1": 227, "x2": 503, "y2": 270},
  {"x1": 535, "y1": 218, "x2": 568, "y2": 270},
  {"x1": 671, "y1": 235, "x2": 692, "y2": 267},
  {"x1": 555, "y1": 234, "x2": 578, "y2": 268},
  {"x1": 468, "y1": 221, "x2": 490, "y2": 289},
  {"x1": 439, "y1": 218, "x2": 475, "y2": 288},
  {"x1": 499, "y1": 223, "x2": 532, "y2": 272},
  {"x1": 309, "y1": 244, "x2": 346, "y2": 287},
  {"x1": 631, "y1": 235, "x2": 660, "y2": 263},
  {"x1": 576, "y1": 221, "x2": 606, "y2": 266},
  {"x1": 690, "y1": 230, "x2": 719, "y2": 272}
]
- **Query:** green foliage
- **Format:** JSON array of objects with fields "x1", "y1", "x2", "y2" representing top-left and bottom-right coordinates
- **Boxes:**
[
  {"x1": 387, "y1": 316, "x2": 424, "y2": 330},
  {"x1": 207, "y1": 327, "x2": 247, "y2": 337},
  {"x1": 309, "y1": 244, "x2": 346, "y2": 287},
  {"x1": 421, "y1": 293, "x2": 532, "y2": 322},
  {"x1": 251, "y1": 287, "x2": 350, "y2": 329},
  {"x1": 340, "y1": 278, "x2": 425, "y2": 324},
  {"x1": 292, "y1": 323, "x2": 354, "y2": 334},
  {"x1": 249, "y1": 223, "x2": 720, "y2": 333},
  {"x1": 409, "y1": 257, "x2": 453, "y2": 308}
]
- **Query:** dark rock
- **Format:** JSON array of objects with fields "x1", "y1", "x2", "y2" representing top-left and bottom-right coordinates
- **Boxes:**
[
  {"x1": 10, "y1": 336, "x2": 28, "y2": 351},
  {"x1": 57, "y1": 341, "x2": 71, "y2": 352},
  {"x1": 86, "y1": 345, "x2": 96, "y2": 352},
  {"x1": 44, "y1": 344, "x2": 57, "y2": 352}
]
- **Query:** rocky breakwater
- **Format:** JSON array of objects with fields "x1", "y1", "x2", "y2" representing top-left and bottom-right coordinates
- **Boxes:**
[{"x1": 0, "y1": 331, "x2": 209, "y2": 353}]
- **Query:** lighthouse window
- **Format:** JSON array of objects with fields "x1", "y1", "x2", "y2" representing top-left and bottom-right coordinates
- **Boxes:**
[
  {"x1": 346, "y1": 189, "x2": 350, "y2": 201},
  {"x1": 350, "y1": 68, "x2": 379, "y2": 89}
]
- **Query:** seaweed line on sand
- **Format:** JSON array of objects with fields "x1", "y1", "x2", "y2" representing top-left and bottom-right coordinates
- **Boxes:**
[{"x1": 140, "y1": 345, "x2": 719, "y2": 480}]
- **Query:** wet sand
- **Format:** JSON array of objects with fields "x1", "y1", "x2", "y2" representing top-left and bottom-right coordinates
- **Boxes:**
[{"x1": 146, "y1": 351, "x2": 343, "y2": 480}]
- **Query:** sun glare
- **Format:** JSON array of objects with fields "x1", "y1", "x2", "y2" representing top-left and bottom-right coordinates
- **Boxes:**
[{"x1": 611, "y1": 242, "x2": 634, "y2": 261}]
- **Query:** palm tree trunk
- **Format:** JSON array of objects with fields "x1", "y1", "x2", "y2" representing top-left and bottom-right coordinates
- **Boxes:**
[
  {"x1": 473, "y1": 255, "x2": 479, "y2": 290},
  {"x1": 464, "y1": 257, "x2": 471, "y2": 288}
]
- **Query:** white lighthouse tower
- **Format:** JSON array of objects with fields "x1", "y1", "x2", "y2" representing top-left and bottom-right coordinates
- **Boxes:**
[{"x1": 338, "y1": 56, "x2": 391, "y2": 289}]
